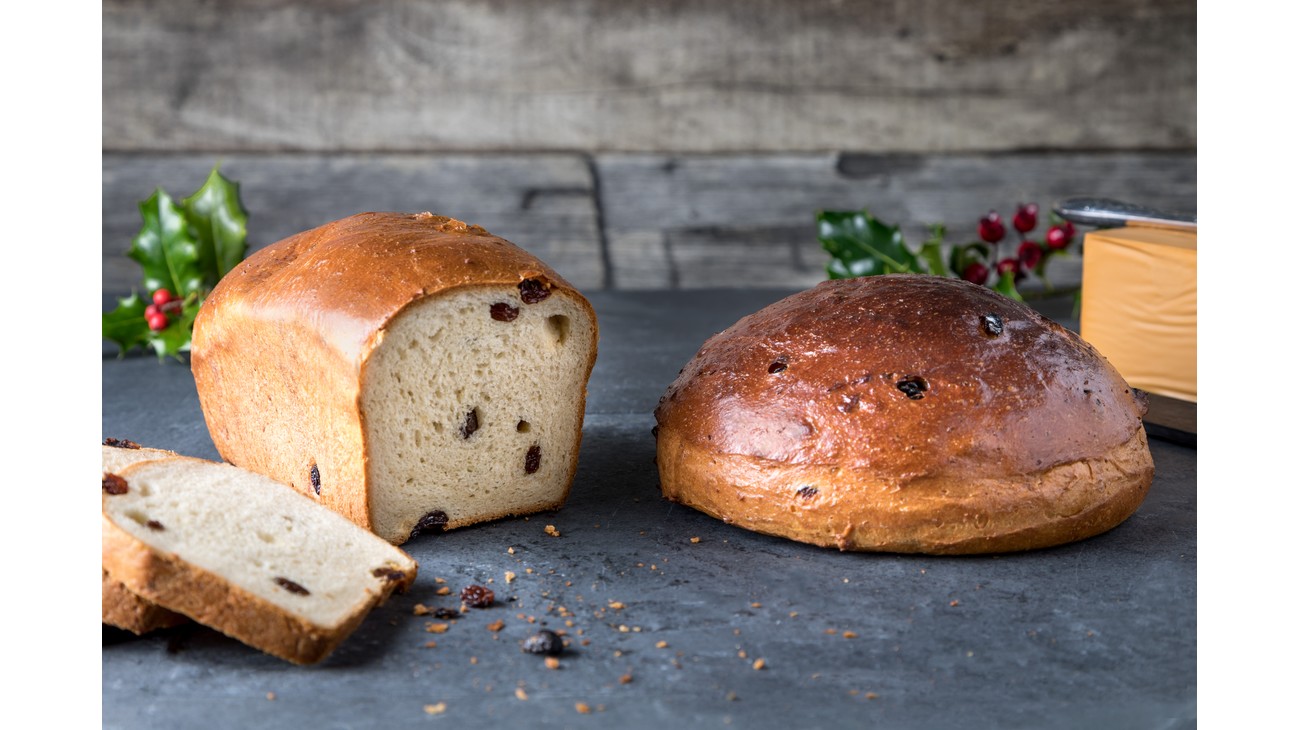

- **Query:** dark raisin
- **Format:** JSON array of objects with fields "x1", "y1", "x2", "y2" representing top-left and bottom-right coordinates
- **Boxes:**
[
  {"x1": 525, "y1": 445, "x2": 542, "y2": 474},
  {"x1": 103, "y1": 438, "x2": 141, "y2": 449},
  {"x1": 490, "y1": 302, "x2": 520, "y2": 322},
  {"x1": 518, "y1": 278, "x2": 551, "y2": 304},
  {"x1": 309, "y1": 463, "x2": 321, "y2": 496},
  {"x1": 461, "y1": 585, "x2": 495, "y2": 608},
  {"x1": 274, "y1": 577, "x2": 310, "y2": 596},
  {"x1": 796, "y1": 486, "x2": 818, "y2": 499},
  {"x1": 372, "y1": 567, "x2": 406, "y2": 582},
  {"x1": 409, "y1": 510, "x2": 449, "y2": 540},
  {"x1": 838, "y1": 394, "x2": 860, "y2": 413},
  {"x1": 102, "y1": 473, "x2": 129, "y2": 495},
  {"x1": 522, "y1": 629, "x2": 564, "y2": 656},
  {"x1": 896, "y1": 376, "x2": 928, "y2": 400},
  {"x1": 434, "y1": 607, "x2": 460, "y2": 620},
  {"x1": 768, "y1": 359, "x2": 788, "y2": 374},
  {"x1": 461, "y1": 409, "x2": 480, "y2": 439},
  {"x1": 981, "y1": 313, "x2": 1004, "y2": 336},
  {"x1": 146, "y1": 520, "x2": 165, "y2": 531}
]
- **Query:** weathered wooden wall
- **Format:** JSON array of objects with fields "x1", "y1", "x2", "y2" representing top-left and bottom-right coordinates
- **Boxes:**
[
  {"x1": 103, "y1": 0, "x2": 1195, "y2": 153},
  {"x1": 102, "y1": 1, "x2": 1196, "y2": 291}
]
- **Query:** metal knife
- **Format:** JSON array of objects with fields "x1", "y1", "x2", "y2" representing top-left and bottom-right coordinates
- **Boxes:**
[{"x1": 1052, "y1": 197, "x2": 1196, "y2": 231}]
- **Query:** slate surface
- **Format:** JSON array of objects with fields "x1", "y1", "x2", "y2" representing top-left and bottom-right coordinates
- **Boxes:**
[{"x1": 102, "y1": 290, "x2": 1196, "y2": 729}]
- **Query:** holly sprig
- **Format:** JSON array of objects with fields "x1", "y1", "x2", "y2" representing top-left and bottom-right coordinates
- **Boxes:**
[
  {"x1": 102, "y1": 166, "x2": 248, "y2": 359},
  {"x1": 817, "y1": 204, "x2": 1079, "y2": 300}
]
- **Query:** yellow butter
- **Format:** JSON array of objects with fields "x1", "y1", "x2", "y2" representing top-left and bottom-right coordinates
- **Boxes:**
[{"x1": 1079, "y1": 225, "x2": 1196, "y2": 402}]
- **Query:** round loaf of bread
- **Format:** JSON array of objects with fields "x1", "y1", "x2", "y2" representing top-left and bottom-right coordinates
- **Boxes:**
[{"x1": 654, "y1": 275, "x2": 1154, "y2": 554}]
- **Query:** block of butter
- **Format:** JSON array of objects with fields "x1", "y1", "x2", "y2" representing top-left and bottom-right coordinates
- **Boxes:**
[{"x1": 1080, "y1": 225, "x2": 1196, "y2": 402}]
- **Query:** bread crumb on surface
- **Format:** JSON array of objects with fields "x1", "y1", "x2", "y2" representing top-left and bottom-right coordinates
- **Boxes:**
[
  {"x1": 505, "y1": 571, "x2": 517, "y2": 584},
  {"x1": 487, "y1": 619, "x2": 506, "y2": 632},
  {"x1": 507, "y1": 547, "x2": 515, "y2": 554},
  {"x1": 435, "y1": 586, "x2": 452, "y2": 596},
  {"x1": 426, "y1": 623, "x2": 449, "y2": 634},
  {"x1": 608, "y1": 601, "x2": 625, "y2": 610},
  {"x1": 470, "y1": 656, "x2": 478, "y2": 664},
  {"x1": 619, "y1": 673, "x2": 633, "y2": 684},
  {"x1": 265, "y1": 692, "x2": 276, "y2": 701},
  {"x1": 750, "y1": 602, "x2": 762, "y2": 608},
  {"x1": 656, "y1": 640, "x2": 669, "y2": 649},
  {"x1": 950, "y1": 600, "x2": 960, "y2": 607},
  {"x1": 843, "y1": 631, "x2": 858, "y2": 639},
  {"x1": 424, "y1": 641, "x2": 437, "y2": 648},
  {"x1": 752, "y1": 658, "x2": 767, "y2": 670},
  {"x1": 544, "y1": 524, "x2": 561, "y2": 537},
  {"x1": 412, "y1": 604, "x2": 431, "y2": 616},
  {"x1": 515, "y1": 687, "x2": 529, "y2": 701},
  {"x1": 423, "y1": 702, "x2": 447, "y2": 715},
  {"x1": 690, "y1": 536, "x2": 701, "y2": 544},
  {"x1": 866, "y1": 692, "x2": 879, "y2": 700},
  {"x1": 544, "y1": 656, "x2": 561, "y2": 670},
  {"x1": 435, "y1": 577, "x2": 446, "y2": 584},
  {"x1": 575, "y1": 702, "x2": 592, "y2": 714}
]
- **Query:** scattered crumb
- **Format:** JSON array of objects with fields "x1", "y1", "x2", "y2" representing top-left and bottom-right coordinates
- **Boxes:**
[
  {"x1": 966, "y1": 651, "x2": 974, "y2": 657},
  {"x1": 866, "y1": 692, "x2": 879, "y2": 700},
  {"x1": 613, "y1": 650, "x2": 624, "y2": 657},
  {"x1": 737, "y1": 650, "x2": 747, "y2": 659},
  {"x1": 545, "y1": 657, "x2": 561, "y2": 670},
  {"x1": 575, "y1": 702, "x2": 592, "y2": 714},
  {"x1": 752, "y1": 658, "x2": 766, "y2": 670},
  {"x1": 470, "y1": 656, "x2": 477, "y2": 664},
  {"x1": 424, "y1": 641, "x2": 438, "y2": 648},
  {"x1": 690, "y1": 536, "x2": 701, "y2": 544},
  {"x1": 849, "y1": 689, "x2": 859, "y2": 696},
  {"x1": 789, "y1": 612, "x2": 798, "y2": 618},
  {"x1": 505, "y1": 571, "x2": 517, "y2": 584},
  {"x1": 619, "y1": 673, "x2": 633, "y2": 684},
  {"x1": 843, "y1": 578, "x2": 849, "y2": 583},
  {"x1": 526, "y1": 568, "x2": 534, "y2": 574},
  {"x1": 487, "y1": 620, "x2": 505, "y2": 632},
  {"x1": 426, "y1": 623, "x2": 449, "y2": 634},
  {"x1": 507, "y1": 547, "x2": 515, "y2": 555},
  {"x1": 435, "y1": 577, "x2": 446, "y2": 584},
  {"x1": 435, "y1": 586, "x2": 452, "y2": 596},
  {"x1": 725, "y1": 691, "x2": 739, "y2": 702},
  {"x1": 824, "y1": 629, "x2": 838, "y2": 635},
  {"x1": 950, "y1": 600, "x2": 960, "y2": 607},
  {"x1": 515, "y1": 688, "x2": 529, "y2": 701},
  {"x1": 843, "y1": 631, "x2": 858, "y2": 639},
  {"x1": 750, "y1": 602, "x2": 762, "y2": 609},
  {"x1": 608, "y1": 601, "x2": 626, "y2": 610},
  {"x1": 733, "y1": 629, "x2": 741, "y2": 636},
  {"x1": 632, "y1": 626, "x2": 642, "y2": 633},
  {"x1": 655, "y1": 640, "x2": 669, "y2": 649},
  {"x1": 424, "y1": 702, "x2": 447, "y2": 715},
  {"x1": 544, "y1": 525, "x2": 561, "y2": 537},
  {"x1": 412, "y1": 604, "x2": 431, "y2": 616},
  {"x1": 565, "y1": 620, "x2": 574, "y2": 627},
  {"x1": 266, "y1": 692, "x2": 276, "y2": 701},
  {"x1": 618, "y1": 625, "x2": 630, "y2": 633}
]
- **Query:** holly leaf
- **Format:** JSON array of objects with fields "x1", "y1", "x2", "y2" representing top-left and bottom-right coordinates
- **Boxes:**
[
  {"x1": 128, "y1": 189, "x2": 204, "y2": 298},
  {"x1": 183, "y1": 166, "x2": 249, "y2": 281},
  {"x1": 102, "y1": 292, "x2": 149, "y2": 356},
  {"x1": 917, "y1": 223, "x2": 948, "y2": 276},
  {"x1": 817, "y1": 209, "x2": 919, "y2": 279},
  {"x1": 145, "y1": 297, "x2": 203, "y2": 361},
  {"x1": 992, "y1": 270, "x2": 1025, "y2": 302}
]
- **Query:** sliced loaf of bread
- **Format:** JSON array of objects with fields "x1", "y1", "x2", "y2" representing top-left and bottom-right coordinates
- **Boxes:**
[
  {"x1": 101, "y1": 439, "x2": 188, "y2": 634},
  {"x1": 191, "y1": 212, "x2": 599, "y2": 544},
  {"x1": 101, "y1": 456, "x2": 418, "y2": 664}
]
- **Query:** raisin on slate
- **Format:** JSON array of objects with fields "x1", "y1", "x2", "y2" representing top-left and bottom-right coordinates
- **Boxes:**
[
  {"x1": 434, "y1": 608, "x2": 460, "y2": 620},
  {"x1": 274, "y1": 577, "x2": 310, "y2": 596},
  {"x1": 460, "y1": 409, "x2": 480, "y2": 439},
  {"x1": 102, "y1": 473, "x2": 129, "y2": 495},
  {"x1": 796, "y1": 486, "x2": 819, "y2": 499},
  {"x1": 146, "y1": 520, "x2": 165, "y2": 531},
  {"x1": 522, "y1": 629, "x2": 564, "y2": 656},
  {"x1": 103, "y1": 438, "x2": 141, "y2": 449},
  {"x1": 896, "y1": 376, "x2": 929, "y2": 400},
  {"x1": 461, "y1": 585, "x2": 495, "y2": 608},
  {"x1": 518, "y1": 278, "x2": 551, "y2": 304},
  {"x1": 491, "y1": 302, "x2": 520, "y2": 322},
  {"x1": 372, "y1": 567, "x2": 406, "y2": 583},
  {"x1": 525, "y1": 445, "x2": 542, "y2": 474},
  {"x1": 309, "y1": 463, "x2": 321, "y2": 496},
  {"x1": 409, "y1": 510, "x2": 449, "y2": 541},
  {"x1": 981, "y1": 313, "x2": 1004, "y2": 337}
]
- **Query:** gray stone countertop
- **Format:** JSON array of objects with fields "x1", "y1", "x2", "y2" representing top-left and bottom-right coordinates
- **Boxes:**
[{"x1": 102, "y1": 289, "x2": 1195, "y2": 729}]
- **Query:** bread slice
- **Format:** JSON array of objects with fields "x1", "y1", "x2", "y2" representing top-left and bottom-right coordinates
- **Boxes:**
[
  {"x1": 191, "y1": 212, "x2": 599, "y2": 544},
  {"x1": 101, "y1": 456, "x2": 418, "y2": 664},
  {"x1": 101, "y1": 439, "x2": 188, "y2": 634}
]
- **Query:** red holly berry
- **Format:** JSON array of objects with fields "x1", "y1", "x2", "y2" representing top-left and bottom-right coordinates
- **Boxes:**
[
  {"x1": 144, "y1": 303, "x2": 161, "y2": 319},
  {"x1": 146, "y1": 312, "x2": 169, "y2": 331},
  {"x1": 978, "y1": 211, "x2": 1006, "y2": 244},
  {"x1": 1045, "y1": 222, "x2": 1076, "y2": 250},
  {"x1": 152, "y1": 288, "x2": 176, "y2": 307},
  {"x1": 996, "y1": 257, "x2": 1019, "y2": 275},
  {"x1": 1013, "y1": 203, "x2": 1038, "y2": 234},
  {"x1": 1018, "y1": 241, "x2": 1044, "y2": 270},
  {"x1": 961, "y1": 262, "x2": 990, "y2": 285}
]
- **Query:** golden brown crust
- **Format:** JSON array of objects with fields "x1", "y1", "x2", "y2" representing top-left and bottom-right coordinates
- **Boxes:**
[
  {"x1": 102, "y1": 570, "x2": 188, "y2": 634},
  {"x1": 192, "y1": 212, "x2": 598, "y2": 541},
  {"x1": 655, "y1": 275, "x2": 1154, "y2": 554}
]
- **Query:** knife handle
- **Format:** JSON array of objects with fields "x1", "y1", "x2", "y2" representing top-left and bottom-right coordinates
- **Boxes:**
[{"x1": 1053, "y1": 197, "x2": 1197, "y2": 231}]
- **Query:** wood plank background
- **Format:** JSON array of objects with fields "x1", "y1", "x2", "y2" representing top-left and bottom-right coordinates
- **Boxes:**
[
  {"x1": 103, "y1": 0, "x2": 1195, "y2": 153},
  {"x1": 102, "y1": 1, "x2": 1195, "y2": 291}
]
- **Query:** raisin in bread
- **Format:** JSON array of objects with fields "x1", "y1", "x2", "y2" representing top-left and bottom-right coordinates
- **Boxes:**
[
  {"x1": 655, "y1": 275, "x2": 1154, "y2": 554},
  {"x1": 101, "y1": 456, "x2": 418, "y2": 664},
  {"x1": 101, "y1": 439, "x2": 187, "y2": 634},
  {"x1": 191, "y1": 212, "x2": 598, "y2": 544}
]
